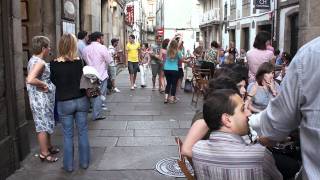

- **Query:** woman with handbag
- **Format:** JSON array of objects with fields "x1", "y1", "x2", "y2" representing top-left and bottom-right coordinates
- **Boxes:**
[
  {"x1": 26, "y1": 36, "x2": 59, "y2": 163},
  {"x1": 50, "y1": 33, "x2": 90, "y2": 172}
]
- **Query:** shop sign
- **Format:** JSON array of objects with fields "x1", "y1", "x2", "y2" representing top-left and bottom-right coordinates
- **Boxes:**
[
  {"x1": 255, "y1": 0, "x2": 270, "y2": 9},
  {"x1": 157, "y1": 28, "x2": 164, "y2": 36},
  {"x1": 125, "y1": 5, "x2": 134, "y2": 26}
]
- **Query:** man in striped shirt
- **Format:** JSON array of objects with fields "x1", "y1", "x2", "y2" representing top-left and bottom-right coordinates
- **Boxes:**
[{"x1": 192, "y1": 89, "x2": 282, "y2": 180}]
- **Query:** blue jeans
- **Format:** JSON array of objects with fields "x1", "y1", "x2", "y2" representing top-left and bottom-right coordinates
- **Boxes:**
[
  {"x1": 57, "y1": 96, "x2": 90, "y2": 172},
  {"x1": 92, "y1": 78, "x2": 108, "y2": 120}
]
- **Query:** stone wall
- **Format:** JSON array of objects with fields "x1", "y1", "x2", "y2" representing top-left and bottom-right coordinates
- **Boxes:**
[
  {"x1": 298, "y1": 0, "x2": 320, "y2": 46},
  {"x1": 0, "y1": 0, "x2": 30, "y2": 179}
]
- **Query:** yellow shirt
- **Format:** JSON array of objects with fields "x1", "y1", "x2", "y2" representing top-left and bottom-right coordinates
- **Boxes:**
[{"x1": 126, "y1": 42, "x2": 140, "y2": 62}]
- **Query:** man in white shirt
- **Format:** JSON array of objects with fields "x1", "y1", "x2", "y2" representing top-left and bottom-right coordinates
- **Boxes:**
[{"x1": 108, "y1": 38, "x2": 120, "y2": 93}]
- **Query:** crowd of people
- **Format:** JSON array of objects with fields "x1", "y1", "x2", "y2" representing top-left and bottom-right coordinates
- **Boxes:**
[
  {"x1": 181, "y1": 31, "x2": 320, "y2": 180},
  {"x1": 26, "y1": 31, "x2": 123, "y2": 172},
  {"x1": 25, "y1": 29, "x2": 320, "y2": 179},
  {"x1": 25, "y1": 31, "x2": 197, "y2": 172}
]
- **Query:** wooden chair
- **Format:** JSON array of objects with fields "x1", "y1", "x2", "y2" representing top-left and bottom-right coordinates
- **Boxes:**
[
  {"x1": 191, "y1": 66, "x2": 211, "y2": 106},
  {"x1": 175, "y1": 137, "x2": 194, "y2": 180}
]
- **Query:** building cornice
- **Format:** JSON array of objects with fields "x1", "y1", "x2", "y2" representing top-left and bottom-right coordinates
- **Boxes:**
[{"x1": 278, "y1": 0, "x2": 299, "y2": 9}]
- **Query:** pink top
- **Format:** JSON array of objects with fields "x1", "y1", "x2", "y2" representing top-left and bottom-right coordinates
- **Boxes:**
[
  {"x1": 246, "y1": 48, "x2": 274, "y2": 82},
  {"x1": 83, "y1": 42, "x2": 112, "y2": 81}
]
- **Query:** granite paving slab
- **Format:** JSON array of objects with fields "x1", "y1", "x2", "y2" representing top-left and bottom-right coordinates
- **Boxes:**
[
  {"x1": 99, "y1": 129, "x2": 134, "y2": 137},
  {"x1": 172, "y1": 128, "x2": 189, "y2": 136},
  {"x1": 178, "y1": 120, "x2": 192, "y2": 128},
  {"x1": 112, "y1": 115, "x2": 153, "y2": 121},
  {"x1": 127, "y1": 121, "x2": 179, "y2": 129},
  {"x1": 109, "y1": 110, "x2": 161, "y2": 116},
  {"x1": 97, "y1": 146, "x2": 178, "y2": 170},
  {"x1": 88, "y1": 120, "x2": 127, "y2": 130},
  {"x1": 89, "y1": 137, "x2": 118, "y2": 147},
  {"x1": 134, "y1": 129, "x2": 172, "y2": 137},
  {"x1": 116, "y1": 137, "x2": 176, "y2": 146}
]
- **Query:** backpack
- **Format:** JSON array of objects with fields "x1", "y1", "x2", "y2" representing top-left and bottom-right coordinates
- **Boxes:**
[{"x1": 184, "y1": 79, "x2": 192, "y2": 93}]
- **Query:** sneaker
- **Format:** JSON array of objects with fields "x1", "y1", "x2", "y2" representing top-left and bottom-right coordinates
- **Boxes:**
[
  {"x1": 141, "y1": 85, "x2": 146, "y2": 88},
  {"x1": 134, "y1": 84, "x2": 137, "y2": 88},
  {"x1": 94, "y1": 116, "x2": 106, "y2": 121},
  {"x1": 130, "y1": 86, "x2": 135, "y2": 90},
  {"x1": 114, "y1": 87, "x2": 120, "y2": 93},
  {"x1": 102, "y1": 107, "x2": 108, "y2": 111}
]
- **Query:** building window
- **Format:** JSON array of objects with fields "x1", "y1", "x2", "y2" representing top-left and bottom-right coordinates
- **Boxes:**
[
  {"x1": 196, "y1": 32, "x2": 200, "y2": 42},
  {"x1": 149, "y1": 4, "x2": 154, "y2": 16},
  {"x1": 230, "y1": 0, "x2": 236, "y2": 20},
  {"x1": 242, "y1": 0, "x2": 250, "y2": 17},
  {"x1": 224, "y1": 3, "x2": 227, "y2": 20}
]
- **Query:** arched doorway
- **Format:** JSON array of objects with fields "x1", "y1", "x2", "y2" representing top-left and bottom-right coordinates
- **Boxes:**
[{"x1": 290, "y1": 13, "x2": 299, "y2": 56}]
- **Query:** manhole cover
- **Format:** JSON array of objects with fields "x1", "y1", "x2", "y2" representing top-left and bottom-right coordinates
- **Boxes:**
[{"x1": 155, "y1": 157, "x2": 194, "y2": 177}]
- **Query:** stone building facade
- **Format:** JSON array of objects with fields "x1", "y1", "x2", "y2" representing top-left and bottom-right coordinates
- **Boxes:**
[
  {"x1": 0, "y1": 0, "x2": 30, "y2": 179},
  {"x1": 298, "y1": 0, "x2": 320, "y2": 47},
  {"x1": 198, "y1": 0, "x2": 222, "y2": 49},
  {"x1": 275, "y1": 0, "x2": 319, "y2": 56},
  {"x1": 276, "y1": 0, "x2": 299, "y2": 56},
  {"x1": 221, "y1": 0, "x2": 276, "y2": 51},
  {"x1": 0, "y1": 0, "x2": 127, "y2": 179}
]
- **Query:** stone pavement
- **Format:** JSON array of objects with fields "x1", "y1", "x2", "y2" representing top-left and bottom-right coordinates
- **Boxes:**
[{"x1": 8, "y1": 69, "x2": 199, "y2": 180}]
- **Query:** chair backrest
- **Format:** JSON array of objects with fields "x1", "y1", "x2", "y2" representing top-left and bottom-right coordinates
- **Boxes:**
[{"x1": 175, "y1": 137, "x2": 194, "y2": 180}]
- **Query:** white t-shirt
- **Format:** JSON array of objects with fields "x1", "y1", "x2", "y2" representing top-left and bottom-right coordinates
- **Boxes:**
[{"x1": 108, "y1": 45, "x2": 116, "y2": 66}]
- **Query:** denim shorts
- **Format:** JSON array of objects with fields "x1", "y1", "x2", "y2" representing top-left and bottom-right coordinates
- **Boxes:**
[
  {"x1": 151, "y1": 63, "x2": 161, "y2": 77},
  {"x1": 108, "y1": 66, "x2": 117, "y2": 80},
  {"x1": 128, "y1": 61, "x2": 139, "y2": 74}
]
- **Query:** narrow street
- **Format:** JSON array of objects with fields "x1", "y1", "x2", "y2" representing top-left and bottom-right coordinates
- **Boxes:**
[{"x1": 8, "y1": 70, "x2": 196, "y2": 180}]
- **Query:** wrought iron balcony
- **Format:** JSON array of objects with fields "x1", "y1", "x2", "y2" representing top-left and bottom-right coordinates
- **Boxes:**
[{"x1": 199, "y1": 8, "x2": 221, "y2": 26}]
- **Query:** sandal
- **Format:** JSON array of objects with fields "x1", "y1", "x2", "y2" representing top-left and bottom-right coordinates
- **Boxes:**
[
  {"x1": 169, "y1": 98, "x2": 179, "y2": 104},
  {"x1": 48, "y1": 146, "x2": 60, "y2": 154},
  {"x1": 39, "y1": 153, "x2": 58, "y2": 163}
]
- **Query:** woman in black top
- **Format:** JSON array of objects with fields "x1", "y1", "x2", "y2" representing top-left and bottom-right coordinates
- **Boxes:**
[{"x1": 50, "y1": 33, "x2": 90, "y2": 172}]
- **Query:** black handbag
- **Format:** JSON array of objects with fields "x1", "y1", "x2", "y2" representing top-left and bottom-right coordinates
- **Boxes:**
[
  {"x1": 184, "y1": 79, "x2": 193, "y2": 93},
  {"x1": 86, "y1": 86, "x2": 101, "y2": 98}
]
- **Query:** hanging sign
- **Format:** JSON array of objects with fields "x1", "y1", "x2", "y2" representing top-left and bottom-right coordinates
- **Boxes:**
[{"x1": 255, "y1": 0, "x2": 270, "y2": 9}]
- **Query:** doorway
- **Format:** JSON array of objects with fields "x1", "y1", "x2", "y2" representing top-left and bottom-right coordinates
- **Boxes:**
[
  {"x1": 229, "y1": 29, "x2": 235, "y2": 49},
  {"x1": 241, "y1": 27, "x2": 250, "y2": 51},
  {"x1": 257, "y1": 24, "x2": 271, "y2": 34},
  {"x1": 290, "y1": 14, "x2": 299, "y2": 56}
]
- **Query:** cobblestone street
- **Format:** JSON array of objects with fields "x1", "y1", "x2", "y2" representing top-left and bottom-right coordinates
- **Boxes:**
[{"x1": 8, "y1": 70, "x2": 197, "y2": 180}]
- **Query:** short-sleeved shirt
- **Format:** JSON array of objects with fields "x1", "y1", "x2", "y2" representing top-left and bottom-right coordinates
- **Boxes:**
[
  {"x1": 150, "y1": 44, "x2": 161, "y2": 64},
  {"x1": 83, "y1": 42, "x2": 112, "y2": 81},
  {"x1": 108, "y1": 45, "x2": 116, "y2": 66},
  {"x1": 164, "y1": 51, "x2": 182, "y2": 71},
  {"x1": 192, "y1": 132, "x2": 282, "y2": 180},
  {"x1": 126, "y1": 42, "x2": 140, "y2": 62},
  {"x1": 246, "y1": 48, "x2": 274, "y2": 82},
  {"x1": 204, "y1": 48, "x2": 218, "y2": 64}
]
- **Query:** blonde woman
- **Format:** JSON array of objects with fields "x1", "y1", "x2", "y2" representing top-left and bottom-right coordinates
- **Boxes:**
[
  {"x1": 50, "y1": 33, "x2": 90, "y2": 172},
  {"x1": 163, "y1": 39, "x2": 185, "y2": 103},
  {"x1": 26, "y1": 36, "x2": 58, "y2": 163}
]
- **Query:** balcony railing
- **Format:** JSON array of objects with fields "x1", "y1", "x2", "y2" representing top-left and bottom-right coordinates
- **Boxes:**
[{"x1": 200, "y1": 8, "x2": 220, "y2": 25}]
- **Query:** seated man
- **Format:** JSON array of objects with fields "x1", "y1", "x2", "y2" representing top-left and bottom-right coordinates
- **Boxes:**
[{"x1": 192, "y1": 89, "x2": 282, "y2": 180}]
